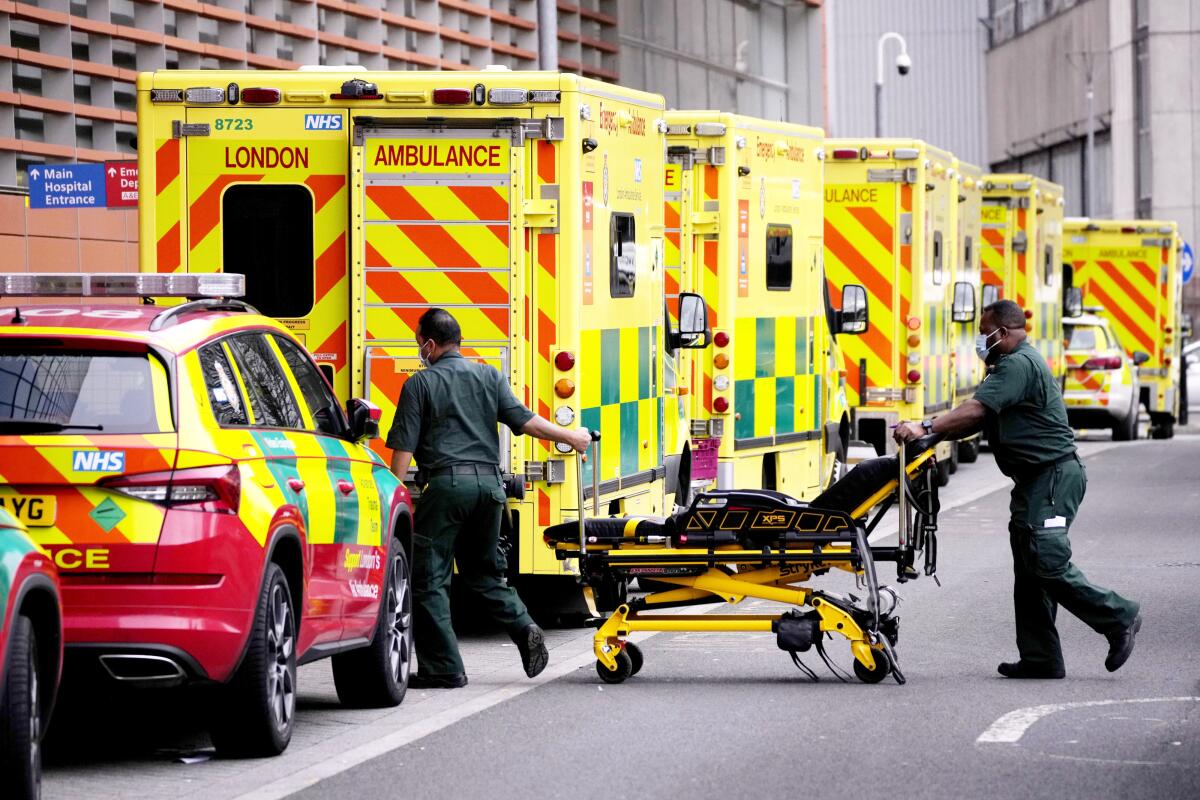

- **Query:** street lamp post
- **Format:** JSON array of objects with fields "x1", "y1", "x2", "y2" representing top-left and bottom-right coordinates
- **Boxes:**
[{"x1": 875, "y1": 32, "x2": 911, "y2": 138}]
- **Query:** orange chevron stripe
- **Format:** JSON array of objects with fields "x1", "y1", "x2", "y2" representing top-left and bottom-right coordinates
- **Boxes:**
[
  {"x1": 824, "y1": 220, "x2": 893, "y2": 311},
  {"x1": 1097, "y1": 260, "x2": 1155, "y2": 318},
  {"x1": 537, "y1": 140, "x2": 555, "y2": 184},
  {"x1": 900, "y1": 184, "x2": 912, "y2": 213},
  {"x1": 313, "y1": 320, "x2": 347, "y2": 362},
  {"x1": 190, "y1": 174, "x2": 263, "y2": 249},
  {"x1": 664, "y1": 202, "x2": 680, "y2": 229},
  {"x1": 537, "y1": 310, "x2": 554, "y2": 361},
  {"x1": 400, "y1": 225, "x2": 482, "y2": 269},
  {"x1": 156, "y1": 139, "x2": 179, "y2": 194},
  {"x1": 1129, "y1": 259, "x2": 1155, "y2": 284},
  {"x1": 367, "y1": 185, "x2": 432, "y2": 220},
  {"x1": 1089, "y1": 282, "x2": 1155, "y2": 352},
  {"x1": 846, "y1": 205, "x2": 894, "y2": 251},
  {"x1": 448, "y1": 184, "x2": 508, "y2": 222},
  {"x1": 156, "y1": 222, "x2": 180, "y2": 274},
  {"x1": 305, "y1": 174, "x2": 346, "y2": 214},
  {"x1": 315, "y1": 233, "x2": 346, "y2": 304},
  {"x1": 537, "y1": 232, "x2": 556, "y2": 277},
  {"x1": 982, "y1": 228, "x2": 1004, "y2": 247}
]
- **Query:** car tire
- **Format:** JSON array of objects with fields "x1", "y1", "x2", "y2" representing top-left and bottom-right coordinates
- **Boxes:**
[
  {"x1": 210, "y1": 564, "x2": 296, "y2": 758},
  {"x1": 1113, "y1": 403, "x2": 1137, "y2": 442},
  {"x1": 332, "y1": 538, "x2": 412, "y2": 709},
  {"x1": 0, "y1": 616, "x2": 42, "y2": 800}
]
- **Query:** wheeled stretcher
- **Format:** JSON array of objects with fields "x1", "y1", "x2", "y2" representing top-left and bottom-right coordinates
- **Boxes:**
[{"x1": 544, "y1": 433, "x2": 943, "y2": 684}]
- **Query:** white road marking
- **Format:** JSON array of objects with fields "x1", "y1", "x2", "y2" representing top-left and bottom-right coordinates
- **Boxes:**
[{"x1": 976, "y1": 697, "x2": 1200, "y2": 744}]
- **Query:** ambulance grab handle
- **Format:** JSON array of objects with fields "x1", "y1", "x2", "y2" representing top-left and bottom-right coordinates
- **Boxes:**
[
  {"x1": 896, "y1": 441, "x2": 908, "y2": 549},
  {"x1": 577, "y1": 431, "x2": 601, "y2": 556}
]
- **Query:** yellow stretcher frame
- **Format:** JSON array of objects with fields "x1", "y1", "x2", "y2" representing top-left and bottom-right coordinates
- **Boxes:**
[{"x1": 561, "y1": 441, "x2": 937, "y2": 683}]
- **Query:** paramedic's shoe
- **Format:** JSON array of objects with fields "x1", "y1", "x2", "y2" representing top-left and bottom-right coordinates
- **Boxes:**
[
  {"x1": 515, "y1": 623, "x2": 549, "y2": 678},
  {"x1": 408, "y1": 672, "x2": 468, "y2": 689},
  {"x1": 997, "y1": 661, "x2": 1065, "y2": 679},
  {"x1": 1105, "y1": 613, "x2": 1142, "y2": 673}
]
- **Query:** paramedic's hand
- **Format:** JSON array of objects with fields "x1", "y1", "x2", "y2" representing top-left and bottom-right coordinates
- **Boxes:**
[
  {"x1": 563, "y1": 427, "x2": 593, "y2": 453},
  {"x1": 893, "y1": 421, "x2": 926, "y2": 444}
]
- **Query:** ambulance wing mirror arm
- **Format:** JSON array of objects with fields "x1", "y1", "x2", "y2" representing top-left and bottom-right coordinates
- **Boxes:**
[
  {"x1": 346, "y1": 398, "x2": 381, "y2": 442},
  {"x1": 951, "y1": 281, "x2": 976, "y2": 323},
  {"x1": 836, "y1": 284, "x2": 869, "y2": 335},
  {"x1": 1064, "y1": 286, "x2": 1083, "y2": 318},
  {"x1": 674, "y1": 292, "x2": 712, "y2": 349}
]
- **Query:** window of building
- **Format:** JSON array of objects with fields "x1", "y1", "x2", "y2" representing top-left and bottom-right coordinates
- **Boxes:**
[
  {"x1": 112, "y1": 40, "x2": 137, "y2": 71},
  {"x1": 165, "y1": 49, "x2": 180, "y2": 70},
  {"x1": 115, "y1": 124, "x2": 137, "y2": 153},
  {"x1": 10, "y1": 21, "x2": 39, "y2": 50},
  {"x1": 110, "y1": 0, "x2": 135, "y2": 26},
  {"x1": 198, "y1": 15, "x2": 219, "y2": 45},
  {"x1": 13, "y1": 63, "x2": 42, "y2": 95},
  {"x1": 15, "y1": 109, "x2": 44, "y2": 142},
  {"x1": 164, "y1": 9, "x2": 177, "y2": 36},
  {"x1": 277, "y1": 41, "x2": 294, "y2": 61},
  {"x1": 345, "y1": 13, "x2": 359, "y2": 39},
  {"x1": 609, "y1": 212, "x2": 637, "y2": 298},
  {"x1": 75, "y1": 119, "x2": 94, "y2": 149},
  {"x1": 223, "y1": 184, "x2": 315, "y2": 318},
  {"x1": 72, "y1": 32, "x2": 89, "y2": 61},
  {"x1": 225, "y1": 335, "x2": 303, "y2": 429},
  {"x1": 70, "y1": 1, "x2": 89, "y2": 18},
  {"x1": 765, "y1": 224, "x2": 792, "y2": 290},
  {"x1": 114, "y1": 81, "x2": 136, "y2": 112},
  {"x1": 199, "y1": 343, "x2": 249, "y2": 426},
  {"x1": 74, "y1": 74, "x2": 92, "y2": 104},
  {"x1": 15, "y1": 157, "x2": 43, "y2": 189}
]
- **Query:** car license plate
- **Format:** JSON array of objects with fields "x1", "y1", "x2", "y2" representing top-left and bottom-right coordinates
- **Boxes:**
[{"x1": 0, "y1": 495, "x2": 57, "y2": 527}]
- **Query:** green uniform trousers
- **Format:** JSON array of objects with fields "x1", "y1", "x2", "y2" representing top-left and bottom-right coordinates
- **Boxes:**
[
  {"x1": 412, "y1": 472, "x2": 534, "y2": 676},
  {"x1": 1007, "y1": 456, "x2": 1140, "y2": 671}
]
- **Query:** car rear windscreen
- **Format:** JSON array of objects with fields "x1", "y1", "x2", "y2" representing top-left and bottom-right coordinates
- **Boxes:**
[
  {"x1": 1065, "y1": 326, "x2": 1104, "y2": 351},
  {"x1": 0, "y1": 350, "x2": 171, "y2": 433}
]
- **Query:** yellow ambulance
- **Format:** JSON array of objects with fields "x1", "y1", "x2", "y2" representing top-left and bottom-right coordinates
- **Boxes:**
[
  {"x1": 136, "y1": 69, "x2": 711, "y2": 596},
  {"x1": 823, "y1": 139, "x2": 957, "y2": 484},
  {"x1": 661, "y1": 113, "x2": 866, "y2": 497},
  {"x1": 1064, "y1": 219, "x2": 1183, "y2": 438},
  {"x1": 980, "y1": 175, "x2": 1066, "y2": 381}
]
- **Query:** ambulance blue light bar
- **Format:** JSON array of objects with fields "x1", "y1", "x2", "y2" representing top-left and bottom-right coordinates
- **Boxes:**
[{"x1": 0, "y1": 273, "x2": 245, "y2": 298}]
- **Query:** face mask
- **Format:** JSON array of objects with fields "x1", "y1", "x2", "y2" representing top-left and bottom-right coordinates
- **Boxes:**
[
  {"x1": 975, "y1": 329, "x2": 1002, "y2": 361},
  {"x1": 418, "y1": 340, "x2": 434, "y2": 367}
]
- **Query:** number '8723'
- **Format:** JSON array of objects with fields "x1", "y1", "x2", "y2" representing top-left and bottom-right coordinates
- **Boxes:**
[{"x1": 214, "y1": 118, "x2": 254, "y2": 131}]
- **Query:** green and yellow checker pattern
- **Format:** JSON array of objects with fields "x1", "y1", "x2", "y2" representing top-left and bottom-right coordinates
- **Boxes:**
[
  {"x1": 579, "y1": 327, "x2": 661, "y2": 486},
  {"x1": 732, "y1": 316, "x2": 820, "y2": 442},
  {"x1": 923, "y1": 302, "x2": 952, "y2": 411}
]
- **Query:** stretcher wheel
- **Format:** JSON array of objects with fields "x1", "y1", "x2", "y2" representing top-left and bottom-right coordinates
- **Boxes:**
[
  {"x1": 596, "y1": 651, "x2": 634, "y2": 684},
  {"x1": 624, "y1": 642, "x2": 644, "y2": 676},
  {"x1": 853, "y1": 649, "x2": 891, "y2": 684}
]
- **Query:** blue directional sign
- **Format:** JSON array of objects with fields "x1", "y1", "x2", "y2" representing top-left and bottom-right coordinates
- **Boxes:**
[
  {"x1": 27, "y1": 163, "x2": 106, "y2": 209},
  {"x1": 1182, "y1": 241, "x2": 1194, "y2": 284}
]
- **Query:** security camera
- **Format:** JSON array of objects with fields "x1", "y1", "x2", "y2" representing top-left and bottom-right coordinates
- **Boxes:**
[{"x1": 896, "y1": 53, "x2": 912, "y2": 76}]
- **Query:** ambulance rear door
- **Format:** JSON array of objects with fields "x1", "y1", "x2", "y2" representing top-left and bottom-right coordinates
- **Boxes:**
[{"x1": 350, "y1": 117, "x2": 539, "y2": 478}]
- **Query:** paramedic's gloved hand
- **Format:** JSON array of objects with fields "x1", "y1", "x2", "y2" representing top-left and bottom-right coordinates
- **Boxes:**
[
  {"x1": 564, "y1": 427, "x2": 593, "y2": 453},
  {"x1": 893, "y1": 421, "x2": 926, "y2": 444}
]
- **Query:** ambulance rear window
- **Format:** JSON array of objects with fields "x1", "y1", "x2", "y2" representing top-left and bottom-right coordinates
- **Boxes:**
[
  {"x1": 610, "y1": 213, "x2": 637, "y2": 298},
  {"x1": 0, "y1": 349, "x2": 171, "y2": 434},
  {"x1": 223, "y1": 184, "x2": 314, "y2": 319},
  {"x1": 766, "y1": 224, "x2": 792, "y2": 290}
]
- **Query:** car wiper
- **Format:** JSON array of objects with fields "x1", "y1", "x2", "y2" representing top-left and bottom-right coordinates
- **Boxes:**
[{"x1": 0, "y1": 418, "x2": 104, "y2": 432}]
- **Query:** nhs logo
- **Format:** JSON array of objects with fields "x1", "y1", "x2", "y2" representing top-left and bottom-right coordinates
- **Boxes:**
[
  {"x1": 72, "y1": 450, "x2": 126, "y2": 473},
  {"x1": 304, "y1": 114, "x2": 343, "y2": 131}
]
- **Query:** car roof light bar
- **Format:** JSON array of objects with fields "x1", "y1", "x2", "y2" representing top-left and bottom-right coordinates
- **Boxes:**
[{"x1": 0, "y1": 273, "x2": 246, "y2": 298}]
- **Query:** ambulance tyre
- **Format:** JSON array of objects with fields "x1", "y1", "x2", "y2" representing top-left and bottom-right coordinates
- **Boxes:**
[
  {"x1": 0, "y1": 616, "x2": 41, "y2": 800},
  {"x1": 210, "y1": 564, "x2": 296, "y2": 758},
  {"x1": 935, "y1": 458, "x2": 951, "y2": 487},
  {"x1": 853, "y1": 648, "x2": 891, "y2": 684},
  {"x1": 596, "y1": 651, "x2": 634, "y2": 684},
  {"x1": 624, "y1": 642, "x2": 644, "y2": 676},
  {"x1": 948, "y1": 443, "x2": 960, "y2": 475},
  {"x1": 957, "y1": 438, "x2": 980, "y2": 464},
  {"x1": 332, "y1": 538, "x2": 411, "y2": 708}
]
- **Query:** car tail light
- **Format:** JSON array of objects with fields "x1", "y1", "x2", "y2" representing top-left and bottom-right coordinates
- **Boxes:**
[
  {"x1": 1081, "y1": 356, "x2": 1122, "y2": 371},
  {"x1": 433, "y1": 88, "x2": 472, "y2": 105},
  {"x1": 554, "y1": 351, "x2": 575, "y2": 371},
  {"x1": 713, "y1": 397, "x2": 729, "y2": 413},
  {"x1": 241, "y1": 87, "x2": 281, "y2": 104},
  {"x1": 714, "y1": 331, "x2": 730, "y2": 347},
  {"x1": 103, "y1": 465, "x2": 241, "y2": 513}
]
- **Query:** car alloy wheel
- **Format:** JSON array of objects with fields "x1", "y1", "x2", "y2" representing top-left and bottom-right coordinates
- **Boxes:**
[
  {"x1": 266, "y1": 583, "x2": 296, "y2": 733},
  {"x1": 386, "y1": 553, "x2": 413, "y2": 686}
]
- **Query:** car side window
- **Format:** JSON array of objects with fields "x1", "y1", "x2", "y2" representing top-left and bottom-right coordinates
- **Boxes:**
[
  {"x1": 226, "y1": 334, "x2": 304, "y2": 429},
  {"x1": 272, "y1": 334, "x2": 346, "y2": 436},
  {"x1": 198, "y1": 343, "x2": 248, "y2": 426}
]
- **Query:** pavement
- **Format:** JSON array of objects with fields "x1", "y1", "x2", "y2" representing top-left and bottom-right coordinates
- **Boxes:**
[{"x1": 42, "y1": 411, "x2": 1200, "y2": 799}]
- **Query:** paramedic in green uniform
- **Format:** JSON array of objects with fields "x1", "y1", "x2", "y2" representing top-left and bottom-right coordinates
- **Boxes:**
[
  {"x1": 894, "y1": 299, "x2": 1141, "y2": 678},
  {"x1": 389, "y1": 308, "x2": 593, "y2": 689}
]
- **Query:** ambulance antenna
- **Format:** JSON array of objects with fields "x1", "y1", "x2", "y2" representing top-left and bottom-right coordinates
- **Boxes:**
[{"x1": 10, "y1": 305, "x2": 26, "y2": 324}]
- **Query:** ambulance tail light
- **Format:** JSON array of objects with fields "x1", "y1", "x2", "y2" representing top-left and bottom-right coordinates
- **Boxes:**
[
  {"x1": 1081, "y1": 356, "x2": 1122, "y2": 371},
  {"x1": 433, "y1": 88, "x2": 472, "y2": 105},
  {"x1": 103, "y1": 465, "x2": 241, "y2": 514},
  {"x1": 907, "y1": 370, "x2": 921, "y2": 384},
  {"x1": 241, "y1": 88, "x2": 281, "y2": 105},
  {"x1": 554, "y1": 351, "x2": 576, "y2": 371},
  {"x1": 1121, "y1": 226, "x2": 1137, "y2": 234},
  {"x1": 555, "y1": 379, "x2": 575, "y2": 399},
  {"x1": 831, "y1": 148, "x2": 861, "y2": 160},
  {"x1": 713, "y1": 331, "x2": 730, "y2": 348},
  {"x1": 713, "y1": 397, "x2": 729, "y2": 413}
]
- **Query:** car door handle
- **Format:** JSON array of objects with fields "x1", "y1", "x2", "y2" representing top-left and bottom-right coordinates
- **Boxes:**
[
  {"x1": 337, "y1": 479, "x2": 355, "y2": 495},
  {"x1": 287, "y1": 478, "x2": 305, "y2": 493}
]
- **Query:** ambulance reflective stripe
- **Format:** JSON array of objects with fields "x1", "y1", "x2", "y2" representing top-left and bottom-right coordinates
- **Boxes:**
[
  {"x1": 664, "y1": 162, "x2": 682, "y2": 327},
  {"x1": 532, "y1": 139, "x2": 559, "y2": 465},
  {"x1": 1078, "y1": 259, "x2": 1158, "y2": 354},
  {"x1": 154, "y1": 138, "x2": 183, "y2": 274},
  {"x1": 0, "y1": 437, "x2": 173, "y2": 565},
  {"x1": 698, "y1": 238, "x2": 719, "y2": 413},
  {"x1": 1014, "y1": 208, "x2": 1029, "y2": 308},
  {"x1": 823, "y1": 182, "x2": 898, "y2": 406},
  {"x1": 980, "y1": 204, "x2": 1008, "y2": 293},
  {"x1": 579, "y1": 327, "x2": 659, "y2": 487},
  {"x1": 731, "y1": 316, "x2": 820, "y2": 441}
]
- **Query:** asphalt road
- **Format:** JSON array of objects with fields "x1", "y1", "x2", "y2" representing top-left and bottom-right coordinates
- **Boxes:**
[{"x1": 42, "y1": 433, "x2": 1200, "y2": 800}]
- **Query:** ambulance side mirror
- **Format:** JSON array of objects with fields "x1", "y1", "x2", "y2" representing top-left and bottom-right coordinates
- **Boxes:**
[
  {"x1": 347, "y1": 398, "x2": 381, "y2": 442},
  {"x1": 836, "y1": 284, "x2": 869, "y2": 335},
  {"x1": 951, "y1": 281, "x2": 976, "y2": 323},
  {"x1": 1132, "y1": 350, "x2": 1151, "y2": 366},
  {"x1": 674, "y1": 292, "x2": 712, "y2": 349},
  {"x1": 1064, "y1": 286, "x2": 1083, "y2": 318}
]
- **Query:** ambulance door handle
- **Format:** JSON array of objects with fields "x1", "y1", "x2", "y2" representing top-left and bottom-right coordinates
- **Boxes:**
[
  {"x1": 287, "y1": 478, "x2": 305, "y2": 494},
  {"x1": 337, "y1": 479, "x2": 355, "y2": 495}
]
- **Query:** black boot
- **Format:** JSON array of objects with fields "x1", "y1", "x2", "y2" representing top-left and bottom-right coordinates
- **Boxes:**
[
  {"x1": 514, "y1": 623, "x2": 549, "y2": 678},
  {"x1": 997, "y1": 661, "x2": 1065, "y2": 679},
  {"x1": 1105, "y1": 613, "x2": 1142, "y2": 672},
  {"x1": 408, "y1": 672, "x2": 468, "y2": 689}
]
